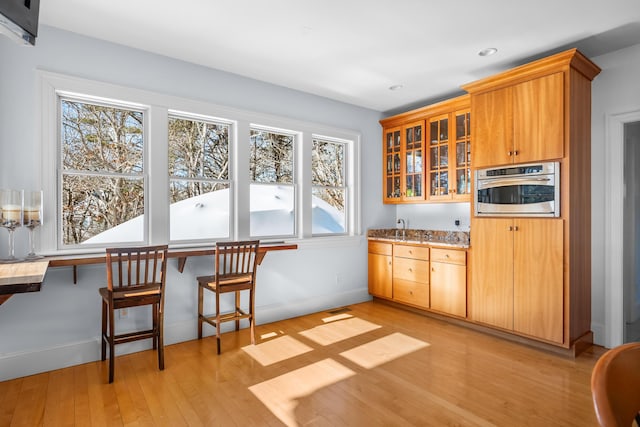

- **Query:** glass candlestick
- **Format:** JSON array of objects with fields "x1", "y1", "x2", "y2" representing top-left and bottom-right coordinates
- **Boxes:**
[
  {"x1": 0, "y1": 189, "x2": 23, "y2": 263},
  {"x1": 24, "y1": 190, "x2": 43, "y2": 260}
]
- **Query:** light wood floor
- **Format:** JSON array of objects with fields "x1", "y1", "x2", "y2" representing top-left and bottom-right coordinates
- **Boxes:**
[{"x1": 0, "y1": 301, "x2": 606, "y2": 426}]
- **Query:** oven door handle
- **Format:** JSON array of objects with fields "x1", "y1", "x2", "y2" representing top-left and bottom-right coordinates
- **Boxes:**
[{"x1": 477, "y1": 177, "x2": 553, "y2": 189}]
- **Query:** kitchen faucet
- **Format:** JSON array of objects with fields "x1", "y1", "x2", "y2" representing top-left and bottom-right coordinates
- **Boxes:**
[{"x1": 396, "y1": 218, "x2": 406, "y2": 241}]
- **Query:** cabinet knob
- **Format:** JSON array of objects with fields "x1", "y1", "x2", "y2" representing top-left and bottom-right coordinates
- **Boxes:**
[
  {"x1": 507, "y1": 151, "x2": 513, "y2": 156},
  {"x1": 508, "y1": 226, "x2": 513, "y2": 231},
  {"x1": 514, "y1": 226, "x2": 519, "y2": 231},
  {"x1": 514, "y1": 150, "x2": 519, "y2": 156}
]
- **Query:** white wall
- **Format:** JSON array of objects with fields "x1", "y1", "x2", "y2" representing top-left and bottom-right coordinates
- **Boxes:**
[
  {"x1": 591, "y1": 42, "x2": 640, "y2": 346},
  {"x1": 0, "y1": 25, "x2": 394, "y2": 381}
]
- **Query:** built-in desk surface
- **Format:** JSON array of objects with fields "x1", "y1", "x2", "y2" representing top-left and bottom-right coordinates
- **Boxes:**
[{"x1": 0, "y1": 261, "x2": 49, "y2": 305}]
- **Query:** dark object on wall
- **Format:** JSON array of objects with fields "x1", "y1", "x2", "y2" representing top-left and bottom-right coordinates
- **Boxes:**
[{"x1": 0, "y1": 0, "x2": 40, "y2": 46}]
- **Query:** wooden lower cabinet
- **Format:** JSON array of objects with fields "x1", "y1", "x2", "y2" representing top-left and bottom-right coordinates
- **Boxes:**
[
  {"x1": 368, "y1": 241, "x2": 392, "y2": 299},
  {"x1": 368, "y1": 241, "x2": 469, "y2": 316},
  {"x1": 470, "y1": 218, "x2": 564, "y2": 344},
  {"x1": 392, "y1": 244, "x2": 430, "y2": 308},
  {"x1": 430, "y1": 248, "x2": 466, "y2": 317}
]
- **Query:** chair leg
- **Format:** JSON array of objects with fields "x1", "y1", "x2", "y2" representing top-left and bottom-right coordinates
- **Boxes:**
[
  {"x1": 216, "y1": 291, "x2": 221, "y2": 355},
  {"x1": 249, "y1": 288, "x2": 255, "y2": 345},
  {"x1": 108, "y1": 306, "x2": 115, "y2": 383},
  {"x1": 101, "y1": 300, "x2": 107, "y2": 361},
  {"x1": 197, "y1": 285, "x2": 204, "y2": 339},
  {"x1": 158, "y1": 305, "x2": 165, "y2": 371},
  {"x1": 235, "y1": 291, "x2": 240, "y2": 331},
  {"x1": 152, "y1": 303, "x2": 158, "y2": 350}
]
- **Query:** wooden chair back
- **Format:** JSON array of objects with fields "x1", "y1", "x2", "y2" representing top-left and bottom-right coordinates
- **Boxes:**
[
  {"x1": 106, "y1": 245, "x2": 168, "y2": 298},
  {"x1": 591, "y1": 341, "x2": 640, "y2": 427},
  {"x1": 215, "y1": 240, "x2": 260, "y2": 290}
]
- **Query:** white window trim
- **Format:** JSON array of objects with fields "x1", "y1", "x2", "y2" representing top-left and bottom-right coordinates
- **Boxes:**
[{"x1": 37, "y1": 70, "x2": 362, "y2": 255}]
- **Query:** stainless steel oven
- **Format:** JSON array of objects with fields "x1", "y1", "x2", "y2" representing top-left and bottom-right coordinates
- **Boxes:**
[{"x1": 474, "y1": 162, "x2": 560, "y2": 217}]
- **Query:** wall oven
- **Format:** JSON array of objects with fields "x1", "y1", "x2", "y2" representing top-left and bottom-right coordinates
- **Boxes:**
[{"x1": 474, "y1": 161, "x2": 560, "y2": 217}]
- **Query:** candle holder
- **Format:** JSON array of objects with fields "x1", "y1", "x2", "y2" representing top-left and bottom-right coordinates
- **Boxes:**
[
  {"x1": 0, "y1": 189, "x2": 23, "y2": 263},
  {"x1": 24, "y1": 190, "x2": 43, "y2": 260}
]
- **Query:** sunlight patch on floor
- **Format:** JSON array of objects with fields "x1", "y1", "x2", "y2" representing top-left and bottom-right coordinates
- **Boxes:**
[
  {"x1": 322, "y1": 313, "x2": 353, "y2": 323},
  {"x1": 339, "y1": 332, "x2": 430, "y2": 369},
  {"x1": 249, "y1": 358, "x2": 355, "y2": 427},
  {"x1": 242, "y1": 335, "x2": 314, "y2": 366},
  {"x1": 298, "y1": 317, "x2": 381, "y2": 346}
]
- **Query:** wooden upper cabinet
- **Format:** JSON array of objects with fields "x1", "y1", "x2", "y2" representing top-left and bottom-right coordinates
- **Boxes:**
[
  {"x1": 383, "y1": 125, "x2": 403, "y2": 202},
  {"x1": 380, "y1": 95, "x2": 470, "y2": 204},
  {"x1": 472, "y1": 72, "x2": 564, "y2": 168},
  {"x1": 382, "y1": 121, "x2": 425, "y2": 203}
]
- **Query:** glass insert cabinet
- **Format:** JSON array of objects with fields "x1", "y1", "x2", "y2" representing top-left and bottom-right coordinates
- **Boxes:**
[{"x1": 381, "y1": 95, "x2": 471, "y2": 204}]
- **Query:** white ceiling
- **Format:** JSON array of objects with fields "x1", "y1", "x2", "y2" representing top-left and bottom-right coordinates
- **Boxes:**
[{"x1": 39, "y1": 0, "x2": 640, "y2": 113}]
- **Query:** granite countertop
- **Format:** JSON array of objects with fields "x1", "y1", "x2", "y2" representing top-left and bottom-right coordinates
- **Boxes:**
[{"x1": 367, "y1": 228, "x2": 470, "y2": 249}]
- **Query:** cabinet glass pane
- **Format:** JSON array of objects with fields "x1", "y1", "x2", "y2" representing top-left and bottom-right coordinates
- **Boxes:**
[
  {"x1": 430, "y1": 147, "x2": 438, "y2": 171},
  {"x1": 440, "y1": 118, "x2": 449, "y2": 141},
  {"x1": 386, "y1": 133, "x2": 393, "y2": 152},
  {"x1": 394, "y1": 131, "x2": 401, "y2": 148},
  {"x1": 406, "y1": 152, "x2": 414, "y2": 173},
  {"x1": 393, "y1": 177, "x2": 401, "y2": 198},
  {"x1": 456, "y1": 168, "x2": 470, "y2": 195},
  {"x1": 440, "y1": 145, "x2": 448, "y2": 167},
  {"x1": 415, "y1": 149, "x2": 422, "y2": 172},
  {"x1": 414, "y1": 125, "x2": 422, "y2": 147},
  {"x1": 394, "y1": 153, "x2": 401, "y2": 173},
  {"x1": 387, "y1": 154, "x2": 393, "y2": 174},
  {"x1": 406, "y1": 127, "x2": 414, "y2": 146},
  {"x1": 415, "y1": 174, "x2": 422, "y2": 196},
  {"x1": 430, "y1": 121, "x2": 438, "y2": 145}
]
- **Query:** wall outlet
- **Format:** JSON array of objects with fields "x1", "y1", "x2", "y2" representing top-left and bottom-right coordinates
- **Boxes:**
[{"x1": 455, "y1": 219, "x2": 461, "y2": 227}]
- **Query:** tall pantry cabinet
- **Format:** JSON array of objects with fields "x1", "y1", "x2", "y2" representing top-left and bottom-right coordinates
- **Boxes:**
[{"x1": 462, "y1": 49, "x2": 601, "y2": 353}]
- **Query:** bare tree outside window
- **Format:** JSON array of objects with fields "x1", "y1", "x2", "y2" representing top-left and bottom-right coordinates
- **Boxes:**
[
  {"x1": 168, "y1": 116, "x2": 231, "y2": 240},
  {"x1": 249, "y1": 129, "x2": 295, "y2": 237},
  {"x1": 61, "y1": 99, "x2": 144, "y2": 245},
  {"x1": 312, "y1": 138, "x2": 346, "y2": 234}
]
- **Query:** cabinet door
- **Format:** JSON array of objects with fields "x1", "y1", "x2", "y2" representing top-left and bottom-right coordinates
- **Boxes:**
[
  {"x1": 452, "y1": 109, "x2": 472, "y2": 200},
  {"x1": 512, "y1": 72, "x2": 564, "y2": 163},
  {"x1": 430, "y1": 261, "x2": 466, "y2": 317},
  {"x1": 383, "y1": 126, "x2": 402, "y2": 202},
  {"x1": 403, "y1": 121, "x2": 425, "y2": 201},
  {"x1": 368, "y1": 252, "x2": 392, "y2": 299},
  {"x1": 513, "y1": 218, "x2": 564, "y2": 343},
  {"x1": 470, "y1": 218, "x2": 514, "y2": 329},
  {"x1": 428, "y1": 114, "x2": 451, "y2": 200},
  {"x1": 472, "y1": 87, "x2": 513, "y2": 168}
]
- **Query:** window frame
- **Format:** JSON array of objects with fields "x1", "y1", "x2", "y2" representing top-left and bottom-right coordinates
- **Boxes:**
[{"x1": 38, "y1": 71, "x2": 361, "y2": 256}]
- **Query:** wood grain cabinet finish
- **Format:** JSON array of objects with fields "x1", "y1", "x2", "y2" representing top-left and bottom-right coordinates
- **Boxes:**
[
  {"x1": 368, "y1": 241, "x2": 392, "y2": 299},
  {"x1": 430, "y1": 248, "x2": 467, "y2": 317},
  {"x1": 470, "y1": 218, "x2": 563, "y2": 343},
  {"x1": 380, "y1": 95, "x2": 470, "y2": 204},
  {"x1": 472, "y1": 73, "x2": 564, "y2": 168},
  {"x1": 464, "y1": 48, "x2": 600, "y2": 352},
  {"x1": 392, "y1": 244, "x2": 430, "y2": 308}
]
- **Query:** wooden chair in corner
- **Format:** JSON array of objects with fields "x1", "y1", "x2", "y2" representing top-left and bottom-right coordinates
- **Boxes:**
[
  {"x1": 99, "y1": 244, "x2": 169, "y2": 383},
  {"x1": 591, "y1": 341, "x2": 640, "y2": 427},
  {"x1": 197, "y1": 240, "x2": 260, "y2": 354}
]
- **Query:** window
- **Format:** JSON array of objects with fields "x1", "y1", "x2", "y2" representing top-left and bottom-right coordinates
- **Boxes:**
[
  {"x1": 168, "y1": 114, "x2": 231, "y2": 241},
  {"x1": 60, "y1": 98, "x2": 146, "y2": 247},
  {"x1": 39, "y1": 71, "x2": 360, "y2": 254},
  {"x1": 312, "y1": 137, "x2": 346, "y2": 235},
  {"x1": 249, "y1": 128, "x2": 295, "y2": 238}
]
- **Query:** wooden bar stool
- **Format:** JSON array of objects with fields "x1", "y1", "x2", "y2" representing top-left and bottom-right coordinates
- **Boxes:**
[
  {"x1": 99, "y1": 244, "x2": 169, "y2": 383},
  {"x1": 197, "y1": 240, "x2": 260, "y2": 354}
]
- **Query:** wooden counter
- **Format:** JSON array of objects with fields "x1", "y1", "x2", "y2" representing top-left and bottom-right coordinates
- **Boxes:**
[
  {"x1": 48, "y1": 243, "x2": 298, "y2": 283},
  {"x1": 0, "y1": 260, "x2": 49, "y2": 305}
]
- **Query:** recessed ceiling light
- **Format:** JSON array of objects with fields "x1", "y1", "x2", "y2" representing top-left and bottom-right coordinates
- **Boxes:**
[
  {"x1": 389, "y1": 84, "x2": 404, "y2": 91},
  {"x1": 478, "y1": 48, "x2": 498, "y2": 57}
]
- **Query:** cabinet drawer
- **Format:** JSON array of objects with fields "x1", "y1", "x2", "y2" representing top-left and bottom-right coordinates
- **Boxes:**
[
  {"x1": 368, "y1": 241, "x2": 392, "y2": 256},
  {"x1": 430, "y1": 248, "x2": 466, "y2": 265},
  {"x1": 393, "y1": 279, "x2": 429, "y2": 308},
  {"x1": 394, "y1": 244, "x2": 429, "y2": 260},
  {"x1": 393, "y1": 257, "x2": 429, "y2": 283}
]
